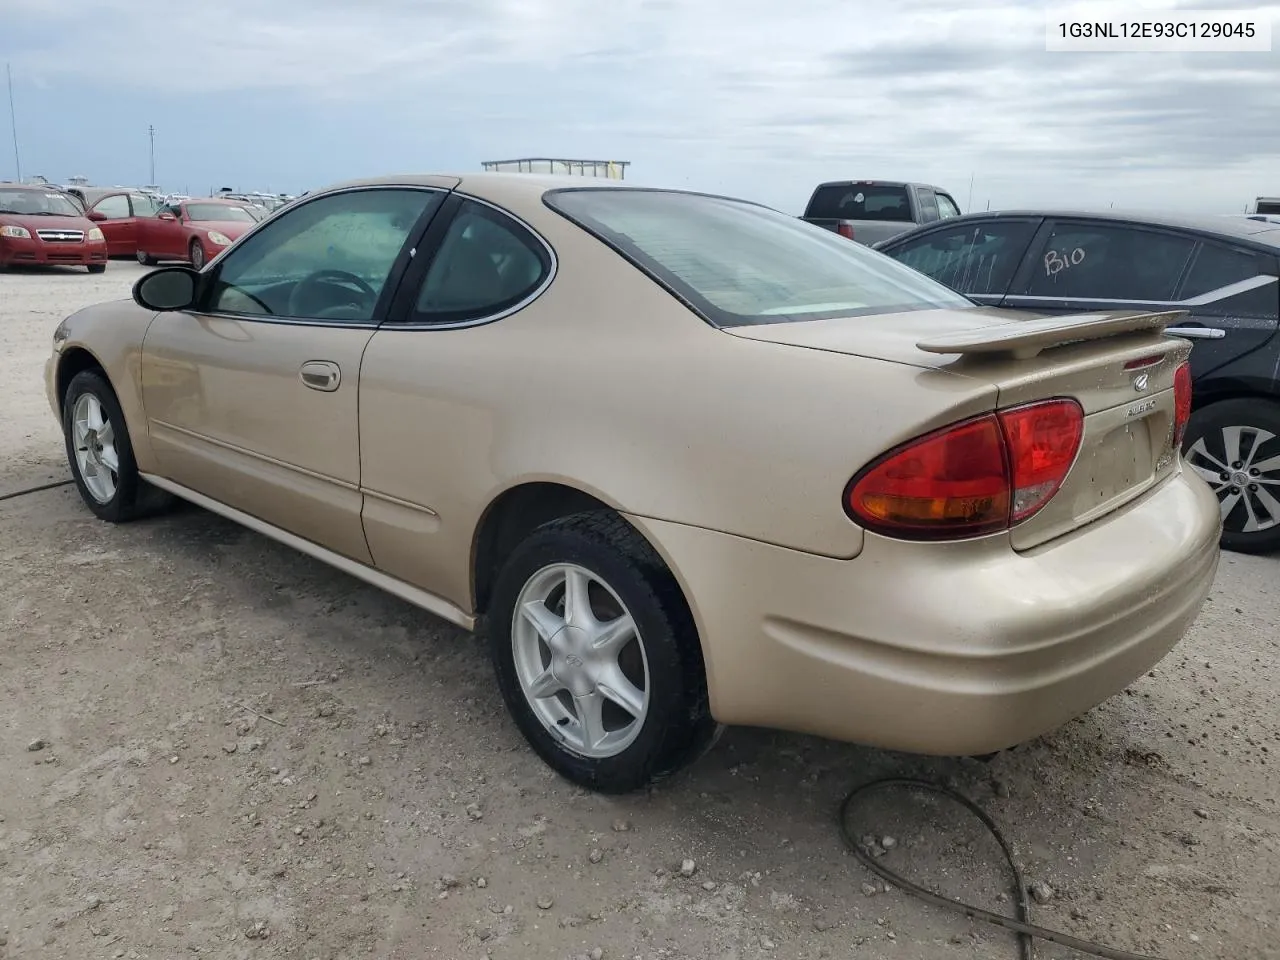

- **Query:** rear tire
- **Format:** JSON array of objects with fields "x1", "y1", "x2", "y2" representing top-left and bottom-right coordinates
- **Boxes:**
[
  {"x1": 487, "y1": 511, "x2": 719, "y2": 794},
  {"x1": 1182, "y1": 397, "x2": 1280, "y2": 554},
  {"x1": 62, "y1": 370, "x2": 173, "y2": 523},
  {"x1": 87, "y1": 264, "x2": 106, "y2": 274},
  {"x1": 136, "y1": 249, "x2": 156, "y2": 266}
]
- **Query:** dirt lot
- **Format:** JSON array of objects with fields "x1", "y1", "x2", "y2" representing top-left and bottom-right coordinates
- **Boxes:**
[{"x1": 1, "y1": 261, "x2": 1278, "y2": 960}]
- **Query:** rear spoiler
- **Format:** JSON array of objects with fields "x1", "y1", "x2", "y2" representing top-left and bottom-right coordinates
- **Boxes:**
[{"x1": 917, "y1": 274, "x2": 1278, "y2": 359}]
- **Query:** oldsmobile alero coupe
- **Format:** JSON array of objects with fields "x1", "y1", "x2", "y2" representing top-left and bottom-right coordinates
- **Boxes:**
[{"x1": 45, "y1": 173, "x2": 1222, "y2": 792}]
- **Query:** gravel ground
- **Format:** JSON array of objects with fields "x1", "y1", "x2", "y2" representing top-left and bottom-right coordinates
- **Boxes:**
[{"x1": 1, "y1": 261, "x2": 1278, "y2": 960}]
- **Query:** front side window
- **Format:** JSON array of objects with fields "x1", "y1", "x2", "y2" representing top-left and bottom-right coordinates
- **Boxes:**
[
  {"x1": 204, "y1": 188, "x2": 441, "y2": 323},
  {"x1": 1021, "y1": 222, "x2": 1196, "y2": 301},
  {"x1": 546, "y1": 188, "x2": 973, "y2": 327},
  {"x1": 1177, "y1": 240, "x2": 1279, "y2": 318},
  {"x1": 412, "y1": 199, "x2": 552, "y2": 325},
  {"x1": 936, "y1": 194, "x2": 961, "y2": 219},
  {"x1": 93, "y1": 194, "x2": 131, "y2": 219},
  {"x1": 887, "y1": 220, "x2": 1037, "y2": 297}
]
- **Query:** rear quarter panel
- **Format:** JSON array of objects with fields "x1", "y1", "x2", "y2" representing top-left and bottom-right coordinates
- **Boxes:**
[{"x1": 357, "y1": 188, "x2": 1001, "y2": 609}]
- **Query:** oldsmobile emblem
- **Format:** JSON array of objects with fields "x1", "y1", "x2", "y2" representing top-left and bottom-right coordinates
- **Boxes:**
[{"x1": 1132, "y1": 373, "x2": 1150, "y2": 392}]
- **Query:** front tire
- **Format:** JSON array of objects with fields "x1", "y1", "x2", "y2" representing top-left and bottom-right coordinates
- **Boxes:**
[
  {"x1": 62, "y1": 370, "x2": 172, "y2": 523},
  {"x1": 488, "y1": 512, "x2": 719, "y2": 794},
  {"x1": 87, "y1": 263, "x2": 106, "y2": 274},
  {"x1": 189, "y1": 240, "x2": 205, "y2": 271},
  {"x1": 1183, "y1": 397, "x2": 1280, "y2": 554},
  {"x1": 136, "y1": 249, "x2": 156, "y2": 266}
]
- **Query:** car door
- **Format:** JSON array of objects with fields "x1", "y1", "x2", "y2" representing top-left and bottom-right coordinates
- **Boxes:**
[
  {"x1": 139, "y1": 184, "x2": 450, "y2": 563},
  {"x1": 1166, "y1": 237, "x2": 1280, "y2": 380},
  {"x1": 88, "y1": 192, "x2": 133, "y2": 255},
  {"x1": 1002, "y1": 218, "x2": 1278, "y2": 377},
  {"x1": 145, "y1": 203, "x2": 184, "y2": 260},
  {"x1": 358, "y1": 194, "x2": 557, "y2": 608},
  {"x1": 879, "y1": 217, "x2": 1041, "y2": 306},
  {"x1": 1002, "y1": 218, "x2": 1197, "y2": 312}
]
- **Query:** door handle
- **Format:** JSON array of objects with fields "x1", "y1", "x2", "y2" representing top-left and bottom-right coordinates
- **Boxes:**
[{"x1": 299, "y1": 360, "x2": 341, "y2": 392}]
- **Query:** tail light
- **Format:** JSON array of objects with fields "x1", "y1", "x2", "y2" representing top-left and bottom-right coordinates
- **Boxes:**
[
  {"x1": 837, "y1": 223, "x2": 855, "y2": 241},
  {"x1": 1173, "y1": 361, "x2": 1192, "y2": 447},
  {"x1": 845, "y1": 399, "x2": 1085, "y2": 540}
]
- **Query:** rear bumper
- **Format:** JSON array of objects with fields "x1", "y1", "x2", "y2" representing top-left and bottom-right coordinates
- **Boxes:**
[
  {"x1": 629, "y1": 468, "x2": 1221, "y2": 756},
  {"x1": 0, "y1": 238, "x2": 108, "y2": 267}
]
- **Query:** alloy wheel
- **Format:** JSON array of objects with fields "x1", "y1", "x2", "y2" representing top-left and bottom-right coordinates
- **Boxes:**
[
  {"x1": 72, "y1": 392, "x2": 119, "y2": 504},
  {"x1": 1186, "y1": 424, "x2": 1280, "y2": 534},
  {"x1": 510, "y1": 562, "x2": 650, "y2": 759}
]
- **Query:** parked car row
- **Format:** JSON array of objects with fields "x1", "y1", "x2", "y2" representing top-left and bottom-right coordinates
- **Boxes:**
[{"x1": 0, "y1": 182, "x2": 270, "y2": 272}]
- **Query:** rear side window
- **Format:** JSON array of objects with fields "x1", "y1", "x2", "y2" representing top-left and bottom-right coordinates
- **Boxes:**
[
  {"x1": 545, "y1": 188, "x2": 973, "y2": 327},
  {"x1": 916, "y1": 189, "x2": 939, "y2": 222},
  {"x1": 936, "y1": 194, "x2": 961, "y2": 219},
  {"x1": 1021, "y1": 222, "x2": 1195, "y2": 301},
  {"x1": 413, "y1": 199, "x2": 552, "y2": 325},
  {"x1": 888, "y1": 220, "x2": 1037, "y2": 296},
  {"x1": 1177, "y1": 241, "x2": 1279, "y2": 318},
  {"x1": 804, "y1": 184, "x2": 913, "y2": 223}
]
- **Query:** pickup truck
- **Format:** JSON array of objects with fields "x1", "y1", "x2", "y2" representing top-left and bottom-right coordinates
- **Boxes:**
[{"x1": 800, "y1": 180, "x2": 962, "y2": 246}]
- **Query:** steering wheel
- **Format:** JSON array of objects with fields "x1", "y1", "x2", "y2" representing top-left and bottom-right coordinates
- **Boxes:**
[{"x1": 287, "y1": 269, "x2": 377, "y2": 319}]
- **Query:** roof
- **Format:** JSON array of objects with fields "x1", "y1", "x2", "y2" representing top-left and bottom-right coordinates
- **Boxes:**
[
  {"x1": 810, "y1": 179, "x2": 949, "y2": 193},
  {"x1": 928, "y1": 208, "x2": 1280, "y2": 249}
]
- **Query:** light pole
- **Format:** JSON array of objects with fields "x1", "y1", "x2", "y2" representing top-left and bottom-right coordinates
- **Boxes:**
[{"x1": 148, "y1": 124, "x2": 156, "y2": 186}]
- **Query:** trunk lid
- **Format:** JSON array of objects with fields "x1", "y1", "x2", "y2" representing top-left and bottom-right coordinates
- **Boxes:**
[{"x1": 724, "y1": 305, "x2": 1193, "y2": 550}]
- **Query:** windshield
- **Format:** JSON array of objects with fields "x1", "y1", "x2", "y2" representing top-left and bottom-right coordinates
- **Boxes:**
[
  {"x1": 0, "y1": 188, "x2": 84, "y2": 217},
  {"x1": 545, "y1": 188, "x2": 973, "y2": 327},
  {"x1": 185, "y1": 203, "x2": 257, "y2": 223}
]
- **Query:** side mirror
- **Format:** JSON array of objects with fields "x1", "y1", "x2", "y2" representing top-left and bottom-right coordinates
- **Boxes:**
[
  {"x1": 158, "y1": 212, "x2": 177, "y2": 222},
  {"x1": 86, "y1": 210, "x2": 107, "y2": 222},
  {"x1": 133, "y1": 266, "x2": 199, "y2": 312}
]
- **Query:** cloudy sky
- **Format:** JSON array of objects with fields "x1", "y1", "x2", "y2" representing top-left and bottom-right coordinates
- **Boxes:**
[{"x1": 1, "y1": 0, "x2": 1277, "y2": 215}]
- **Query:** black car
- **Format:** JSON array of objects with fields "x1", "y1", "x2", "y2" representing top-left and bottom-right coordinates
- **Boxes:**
[{"x1": 876, "y1": 210, "x2": 1280, "y2": 554}]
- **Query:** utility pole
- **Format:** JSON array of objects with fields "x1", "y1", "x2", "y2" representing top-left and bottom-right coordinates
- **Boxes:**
[
  {"x1": 6, "y1": 63, "x2": 20, "y2": 182},
  {"x1": 148, "y1": 124, "x2": 155, "y2": 185}
]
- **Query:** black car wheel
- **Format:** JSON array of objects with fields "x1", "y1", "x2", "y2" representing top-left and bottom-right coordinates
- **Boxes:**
[
  {"x1": 487, "y1": 511, "x2": 720, "y2": 794},
  {"x1": 62, "y1": 370, "x2": 173, "y2": 523},
  {"x1": 1183, "y1": 398, "x2": 1280, "y2": 554}
]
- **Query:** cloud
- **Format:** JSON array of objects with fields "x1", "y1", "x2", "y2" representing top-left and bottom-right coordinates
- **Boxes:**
[{"x1": 2, "y1": 0, "x2": 1278, "y2": 214}]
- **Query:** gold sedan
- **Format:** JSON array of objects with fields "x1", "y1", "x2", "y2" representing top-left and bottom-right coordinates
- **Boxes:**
[{"x1": 45, "y1": 173, "x2": 1222, "y2": 793}]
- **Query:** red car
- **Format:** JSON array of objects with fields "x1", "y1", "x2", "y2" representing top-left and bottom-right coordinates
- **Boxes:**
[
  {"x1": 78, "y1": 188, "x2": 162, "y2": 257},
  {"x1": 136, "y1": 198, "x2": 257, "y2": 269},
  {"x1": 0, "y1": 184, "x2": 109, "y2": 273}
]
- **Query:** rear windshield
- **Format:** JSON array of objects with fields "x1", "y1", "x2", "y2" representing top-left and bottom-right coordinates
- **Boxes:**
[
  {"x1": 804, "y1": 183, "x2": 913, "y2": 222},
  {"x1": 545, "y1": 188, "x2": 973, "y2": 327},
  {"x1": 185, "y1": 203, "x2": 257, "y2": 223},
  {"x1": 1256, "y1": 199, "x2": 1280, "y2": 215}
]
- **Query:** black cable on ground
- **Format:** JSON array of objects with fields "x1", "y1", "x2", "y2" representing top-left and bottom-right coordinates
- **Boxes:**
[
  {"x1": 839, "y1": 778, "x2": 1172, "y2": 960},
  {"x1": 0, "y1": 478, "x2": 73, "y2": 503}
]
